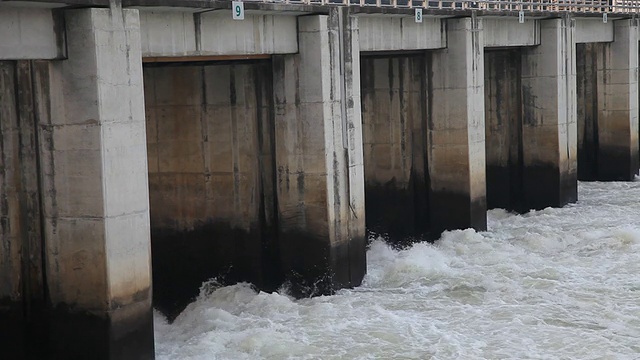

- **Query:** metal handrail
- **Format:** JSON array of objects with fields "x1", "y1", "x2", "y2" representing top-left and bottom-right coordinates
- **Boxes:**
[{"x1": 243, "y1": 0, "x2": 640, "y2": 13}]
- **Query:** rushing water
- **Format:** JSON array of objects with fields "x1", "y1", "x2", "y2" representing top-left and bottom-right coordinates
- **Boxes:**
[{"x1": 154, "y1": 181, "x2": 640, "y2": 359}]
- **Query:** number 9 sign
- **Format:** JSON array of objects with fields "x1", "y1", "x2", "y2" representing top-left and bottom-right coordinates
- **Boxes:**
[{"x1": 232, "y1": 1, "x2": 244, "y2": 20}]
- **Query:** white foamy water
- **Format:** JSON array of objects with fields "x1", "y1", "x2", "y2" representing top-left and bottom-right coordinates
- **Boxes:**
[{"x1": 155, "y1": 181, "x2": 640, "y2": 359}]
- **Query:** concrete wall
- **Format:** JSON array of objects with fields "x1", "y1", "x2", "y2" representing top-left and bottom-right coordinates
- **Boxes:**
[
  {"x1": 358, "y1": 16, "x2": 445, "y2": 52},
  {"x1": 0, "y1": 60, "x2": 47, "y2": 359},
  {"x1": 484, "y1": 50, "x2": 525, "y2": 212},
  {"x1": 0, "y1": 7, "x2": 65, "y2": 60},
  {"x1": 484, "y1": 17, "x2": 540, "y2": 48},
  {"x1": 140, "y1": 10, "x2": 298, "y2": 57},
  {"x1": 360, "y1": 55, "x2": 429, "y2": 241},
  {"x1": 576, "y1": 42, "x2": 600, "y2": 180},
  {"x1": 144, "y1": 61, "x2": 277, "y2": 318}
]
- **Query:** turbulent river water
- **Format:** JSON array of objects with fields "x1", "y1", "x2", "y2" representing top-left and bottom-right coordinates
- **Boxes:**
[{"x1": 154, "y1": 181, "x2": 640, "y2": 359}]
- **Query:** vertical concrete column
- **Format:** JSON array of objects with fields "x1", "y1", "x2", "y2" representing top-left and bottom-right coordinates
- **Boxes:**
[
  {"x1": 39, "y1": 7, "x2": 154, "y2": 359},
  {"x1": 429, "y1": 17, "x2": 486, "y2": 234},
  {"x1": 596, "y1": 19, "x2": 639, "y2": 180},
  {"x1": 521, "y1": 16, "x2": 577, "y2": 209},
  {"x1": 272, "y1": 8, "x2": 366, "y2": 296}
]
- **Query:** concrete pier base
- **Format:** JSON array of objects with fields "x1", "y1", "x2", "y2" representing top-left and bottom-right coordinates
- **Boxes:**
[
  {"x1": 429, "y1": 17, "x2": 487, "y2": 234},
  {"x1": 520, "y1": 17, "x2": 577, "y2": 210},
  {"x1": 577, "y1": 20, "x2": 639, "y2": 181},
  {"x1": 44, "y1": 8, "x2": 154, "y2": 358},
  {"x1": 360, "y1": 55, "x2": 429, "y2": 242},
  {"x1": 272, "y1": 9, "x2": 366, "y2": 296}
]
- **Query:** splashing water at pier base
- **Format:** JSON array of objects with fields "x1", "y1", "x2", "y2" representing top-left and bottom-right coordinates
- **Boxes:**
[{"x1": 155, "y1": 181, "x2": 640, "y2": 359}]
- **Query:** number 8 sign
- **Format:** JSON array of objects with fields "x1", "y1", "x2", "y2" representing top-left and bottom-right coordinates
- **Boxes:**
[{"x1": 232, "y1": 1, "x2": 244, "y2": 20}]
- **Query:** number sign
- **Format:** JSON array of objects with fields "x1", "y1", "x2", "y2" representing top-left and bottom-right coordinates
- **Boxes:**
[
  {"x1": 415, "y1": 8, "x2": 422, "y2": 23},
  {"x1": 233, "y1": 1, "x2": 244, "y2": 20}
]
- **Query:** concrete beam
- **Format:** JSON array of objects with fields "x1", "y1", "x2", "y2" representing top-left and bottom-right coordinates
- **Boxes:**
[
  {"x1": 575, "y1": 18, "x2": 614, "y2": 43},
  {"x1": 484, "y1": 17, "x2": 539, "y2": 48},
  {"x1": 358, "y1": 15, "x2": 445, "y2": 52},
  {"x1": 139, "y1": 10, "x2": 297, "y2": 57},
  {"x1": 0, "y1": 7, "x2": 65, "y2": 59}
]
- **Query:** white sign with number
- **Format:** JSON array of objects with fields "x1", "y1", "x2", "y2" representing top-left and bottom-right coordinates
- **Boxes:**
[
  {"x1": 232, "y1": 1, "x2": 244, "y2": 20},
  {"x1": 518, "y1": 11, "x2": 524, "y2": 24},
  {"x1": 603, "y1": 13, "x2": 607, "y2": 23},
  {"x1": 415, "y1": 8, "x2": 422, "y2": 23}
]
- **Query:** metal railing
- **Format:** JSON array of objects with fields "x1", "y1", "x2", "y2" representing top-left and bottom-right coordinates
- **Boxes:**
[{"x1": 246, "y1": 0, "x2": 640, "y2": 13}]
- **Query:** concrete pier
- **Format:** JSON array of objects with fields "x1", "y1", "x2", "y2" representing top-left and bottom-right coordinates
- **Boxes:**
[
  {"x1": 576, "y1": 20, "x2": 639, "y2": 181},
  {"x1": 1, "y1": 7, "x2": 154, "y2": 359},
  {"x1": 272, "y1": 9, "x2": 366, "y2": 296},
  {"x1": 42, "y1": 8, "x2": 154, "y2": 359},
  {"x1": 520, "y1": 17, "x2": 578, "y2": 210},
  {"x1": 429, "y1": 17, "x2": 487, "y2": 233}
]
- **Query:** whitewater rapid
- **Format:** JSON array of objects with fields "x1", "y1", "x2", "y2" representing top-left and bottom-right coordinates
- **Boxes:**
[{"x1": 154, "y1": 181, "x2": 640, "y2": 359}]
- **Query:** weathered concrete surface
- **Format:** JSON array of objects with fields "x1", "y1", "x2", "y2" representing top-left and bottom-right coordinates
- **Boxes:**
[
  {"x1": 575, "y1": 18, "x2": 614, "y2": 44},
  {"x1": 360, "y1": 55, "x2": 429, "y2": 242},
  {"x1": 577, "y1": 20, "x2": 639, "y2": 181},
  {"x1": 484, "y1": 49, "x2": 526, "y2": 212},
  {"x1": 0, "y1": 7, "x2": 65, "y2": 60},
  {"x1": 358, "y1": 16, "x2": 445, "y2": 52},
  {"x1": 272, "y1": 9, "x2": 366, "y2": 296},
  {"x1": 521, "y1": 17, "x2": 577, "y2": 210},
  {"x1": 576, "y1": 42, "x2": 600, "y2": 180},
  {"x1": 428, "y1": 17, "x2": 486, "y2": 235},
  {"x1": 38, "y1": 7, "x2": 154, "y2": 359},
  {"x1": 0, "y1": 61, "x2": 48, "y2": 360},
  {"x1": 139, "y1": 10, "x2": 298, "y2": 57},
  {"x1": 483, "y1": 17, "x2": 539, "y2": 48},
  {"x1": 144, "y1": 61, "x2": 278, "y2": 319},
  {"x1": 597, "y1": 19, "x2": 639, "y2": 180}
]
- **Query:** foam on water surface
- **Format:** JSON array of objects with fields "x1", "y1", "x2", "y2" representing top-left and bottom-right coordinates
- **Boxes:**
[{"x1": 155, "y1": 181, "x2": 640, "y2": 359}]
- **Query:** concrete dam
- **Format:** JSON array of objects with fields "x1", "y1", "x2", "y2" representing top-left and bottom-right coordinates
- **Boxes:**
[{"x1": 1, "y1": 0, "x2": 639, "y2": 358}]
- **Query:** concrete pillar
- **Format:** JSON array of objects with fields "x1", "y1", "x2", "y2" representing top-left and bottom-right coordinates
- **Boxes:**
[
  {"x1": 38, "y1": 8, "x2": 154, "y2": 359},
  {"x1": 596, "y1": 20, "x2": 639, "y2": 180},
  {"x1": 272, "y1": 8, "x2": 366, "y2": 296},
  {"x1": 521, "y1": 17, "x2": 577, "y2": 209},
  {"x1": 429, "y1": 17, "x2": 486, "y2": 234},
  {"x1": 144, "y1": 62, "x2": 278, "y2": 318},
  {"x1": 484, "y1": 50, "x2": 525, "y2": 212},
  {"x1": 360, "y1": 55, "x2": 429, "y2": 242}
]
